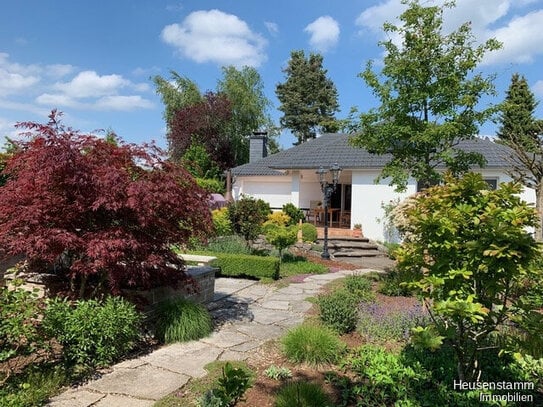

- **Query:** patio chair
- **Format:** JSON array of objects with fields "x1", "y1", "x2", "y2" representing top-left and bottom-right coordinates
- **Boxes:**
[{"x1": 306, "y1": 200, "x2": 322, "y2": 225}]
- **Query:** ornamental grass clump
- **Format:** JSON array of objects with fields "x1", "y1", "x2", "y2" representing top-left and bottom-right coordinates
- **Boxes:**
[
  {"x1": 281, "y1": 324, "x2": 345, "y2": 365},
  {"x1": 274, "y1": 381, "x2": 332, "y2": 407},
  {"x1": 155, "y1": 298, "x2": 213, "y2": 343}
]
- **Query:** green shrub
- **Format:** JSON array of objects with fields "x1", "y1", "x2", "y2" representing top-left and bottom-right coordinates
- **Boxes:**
[
  {"x1": 344, "y1": 274, "x2": 375, "y2": 302},
  {"x1": 317, "y1": 289, "x2": 358, "y2": 334},
  {"x1": 274, "y1": 381, "x2": 332, "y2": 407},
  {"x1": 228, "y1": 196, "x2": 271, "y2": 242},
  {"x1": 195, "y1": 251, "x2": 280, "y2": 280},
  {"x1": 43, "y1": 296, "x2": 141, "y2": 367},
  {"x1": 155, "y1": 298, "x2": 213, "y2": 344},
  {"x1": 341, "y1": 345, "x2": 429, "y2": 407},
  {"x1": 212, "y1": 208, "x2": 233, "y2": 237},
  {"x1": 199, "y1": 362, "x2": 253, "y2": 407},
  {"x1": 282, "y1": 203, "x2": 305, "y2": 226},
  {"x1": 0, "y1": 284, "x2": 48, "y2": 375},
  {"x1": 206, "y1": 235, "x2": 250, "y2": 255},
  {"x1": 378, "y1": 268, "x2": 415, "y2": 297},
  {"x1": 196, "y1": 178, "x2": 225, "y2": 194},
  {"x1": 265, "y1": 225, "x2": 298, "y2": 261},
  {"x1": 299, "y1": 223, "x2": 317, "y2": 242},
  {"x1": 282, "y1": 324, "x2": 345, "y2": 365}
]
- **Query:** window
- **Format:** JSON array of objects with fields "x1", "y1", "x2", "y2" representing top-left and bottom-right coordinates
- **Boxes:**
[{"x1": 483, "y1": 178, "x2": 498, "y2": 190}]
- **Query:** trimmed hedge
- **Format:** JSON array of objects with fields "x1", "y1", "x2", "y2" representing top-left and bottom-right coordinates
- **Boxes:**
[{"x1": 192, "y1": 251, "x2": 280, "y2": 280}]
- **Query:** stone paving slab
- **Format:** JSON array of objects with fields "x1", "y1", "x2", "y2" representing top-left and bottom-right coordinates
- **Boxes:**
[
  {"x1": 249, "y1": 307, "x2": 292, "y2": 325},
  {"x1": 47, "y1": 267, "x2": 382, "y2": 406},
  {"x1": 47, "y1": 389, "x2": 105, "y2": 407},
  {"x1": 201, "y1": 328, "x2": 251, "y2": 348},
  {"x1": 235, "y1": 322, "x2": 285, "y2": 340},
  {"x1": 87, "y1": 364, "x2": 189, "y2": 400},
  {"x1": 94, "y1": 394, "x2": 155, "y2": 407},
  {"x1": 260, "y1": 299, "x2": 290, "y2": 310},
  {"x1": 144, "y1": 344, "x2": 222, "y2": 378}
]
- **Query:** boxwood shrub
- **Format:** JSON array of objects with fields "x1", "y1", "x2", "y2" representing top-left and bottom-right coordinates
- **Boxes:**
[{"x1": 192, "y1": 251, "x2": 280, "y2": 280}]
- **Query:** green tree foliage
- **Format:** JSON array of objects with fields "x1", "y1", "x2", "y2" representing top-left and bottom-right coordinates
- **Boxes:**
[
  {"x1": 227, "y1": 196, "x2": 271, "y2": 243},
  {"x1": 217, "y1": 66, "x2": 278, "y2": 162},
  {"x1": 181, "y1": 141, "x2": 221, "y2": 179},
  {"x1": 152, "y1": 71, "x2": 202, "y2": 127},
  {"x1": 276, "y1": 50, "x2": 339, "y2": 145},
  {"x1": 497, "y1": 73, "x2": 543, "y2": 240},
  {"x1": 155, "y1": 67, "x2": 278, "y2": 167},
  {"x1": 351, "y1": 0, "x2": 501, "y2": 190},
  {"x1": 265, "y1": 225, "x2": 297, "y2": 263},
  {"x1": 396, "y1": 173, "x2": 540, "y2": 381}
]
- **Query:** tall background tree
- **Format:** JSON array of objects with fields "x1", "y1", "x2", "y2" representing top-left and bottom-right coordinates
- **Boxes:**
[
  {"x1": 496, "y1": 73, "x2": 543, "y2": 240},
  {"x1": 276, "y1": 50, "x2": 339, "y2": 145},
  {"x1": 351, "y1": 0, "x2": 501, "y2": 190},
  {"x1": 154, "y1": 66, "x2": 277, "y2": 169}
]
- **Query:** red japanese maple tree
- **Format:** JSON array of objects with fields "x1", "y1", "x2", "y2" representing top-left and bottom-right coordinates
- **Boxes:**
[
  {"x1": 168, "y1": 91, "x2": 235, "y2": 170},
  {"x1": 0, "y1": 111, "x2": 212, "y2": 297}
]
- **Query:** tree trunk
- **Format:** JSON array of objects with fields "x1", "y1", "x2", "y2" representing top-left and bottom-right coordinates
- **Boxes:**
[{"x1": 535, "y1": 181, "x2": 543, "y2": 241}]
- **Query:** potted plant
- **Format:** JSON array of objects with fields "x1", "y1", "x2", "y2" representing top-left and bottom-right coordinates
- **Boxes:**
[{"x1": 352, "y1": 223, "x2": 362, "y2": 238}]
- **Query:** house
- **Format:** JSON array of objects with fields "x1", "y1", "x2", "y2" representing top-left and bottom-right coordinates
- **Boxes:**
[{"x1": 230, "y1": 133, "x2": 535, "y2": 242}]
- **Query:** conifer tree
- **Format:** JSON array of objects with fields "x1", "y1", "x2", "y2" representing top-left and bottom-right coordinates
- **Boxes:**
[
  {"x1": 497, "y1": 73, "x2": 543, "y2": 240},
  {"x1": 276, "y1": 50, "x2": 339, "y2": 144}
]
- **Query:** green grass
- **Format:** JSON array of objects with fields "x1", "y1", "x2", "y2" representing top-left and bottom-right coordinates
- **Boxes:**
[
  {"x1": 0, "y1": 364, "x2": 68, "y2": 407},
  {"x1": 274, "y1": 381, "x2": 333, "y2": 407},
  {"x1": 155, "y1": 298, "x2": 213, "y2": 344},
  {"x1": 279, "y1": 254, "x2": 328, "y2": 278},
  {"x1": 281, "y1": 324, "x2": 345, "y2": 366},
  {"x1": 153, "y1": 361, "x2": 252, "y2": 407}
]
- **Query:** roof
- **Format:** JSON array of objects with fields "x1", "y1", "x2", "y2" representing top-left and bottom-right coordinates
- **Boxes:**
[{"x1": 231, "y1": 133, "x2": 514, "y2": 177}]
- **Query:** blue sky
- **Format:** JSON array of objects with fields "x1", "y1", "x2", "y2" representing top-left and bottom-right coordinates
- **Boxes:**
[{"x1": 1, "y1": 0, "x2": 543, "y2": 150}]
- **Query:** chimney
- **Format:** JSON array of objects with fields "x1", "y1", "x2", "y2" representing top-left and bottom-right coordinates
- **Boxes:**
[{"x1": 249, "y1": 131, "x2": 268, "y2": 163}]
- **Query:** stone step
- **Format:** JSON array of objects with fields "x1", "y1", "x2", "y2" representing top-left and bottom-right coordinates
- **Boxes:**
[
  {"x1": 326, "y1": 241, "x2": 379, "y2": 250},
  {"x1": 332, "y1": 250, "x2": 382, "y2": 258}
]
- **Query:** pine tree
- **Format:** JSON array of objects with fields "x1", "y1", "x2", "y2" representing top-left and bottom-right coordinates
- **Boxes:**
[
  {"x1": 497, "y1": 73, "x2": 543, "y2": 240},
  {"x1": 276, "y1": 50, "x2": 339, "y2": 144}
]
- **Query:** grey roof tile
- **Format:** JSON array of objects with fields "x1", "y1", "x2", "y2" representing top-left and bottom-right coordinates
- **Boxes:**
[{"x1": 231, "y1": 133, "x2": 513, "y2": 176}]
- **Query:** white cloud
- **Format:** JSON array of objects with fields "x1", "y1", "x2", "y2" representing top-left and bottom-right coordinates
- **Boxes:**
[
  {"x1": 161, "y1": 9, "x2": 267, "y2": 67},
  {"x1": 0, "y1": 53, "x2": 40, "y2": 95},
  {"x1": 265, "y1": 21, "x2": 279, "y2": 36},
  {"x1": 304, "y1": 16, "x2": 340, "y2": 52},
  {"x1": 35, "y1": 93, "x2": 79, "y2": 108},
  {"x1": 95, "y1": 95, "x2": 154, "y2": 111},
  {"x1": 355, "y1": 0, "x2": 543, "y2": 68},
  {"x1": 46, "y1": 64, "x2": 75, "y2": 78},
  {"x1": 36, "y1": 70, "x2": 154, "y2": 111},
  {"x1": 483, "y1": 10, "x2": 543, "y2": 65},
  {"x1": 534, "y1": 80, "x2": 543, "y2": 98},
  {"x1": 53, "y1": 71, "x2": 130, "y2": 98}
]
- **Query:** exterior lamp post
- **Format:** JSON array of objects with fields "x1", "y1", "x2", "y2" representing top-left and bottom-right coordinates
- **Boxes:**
[{"x1": 317, "y1": 163, "x2": 342, "y2": 259}]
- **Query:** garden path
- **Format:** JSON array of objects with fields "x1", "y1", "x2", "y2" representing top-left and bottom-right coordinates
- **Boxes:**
[{"x1": 47, "y1": 266, "x2": 381, "y2": 407}]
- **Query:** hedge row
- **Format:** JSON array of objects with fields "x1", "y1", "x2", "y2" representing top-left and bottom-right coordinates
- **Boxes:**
[{"x1": 191, "y1": 251, "x2": 280, "y2": 280}]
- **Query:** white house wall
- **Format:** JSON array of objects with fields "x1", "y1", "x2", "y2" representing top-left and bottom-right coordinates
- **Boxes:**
[
  {"x1": 351, "y1": 170, "x2": 416, "y2": 242},
  {"x1": 235, "y1": 176, "x2": 291, "y2": 210}
]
